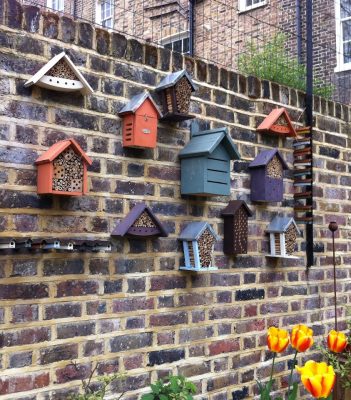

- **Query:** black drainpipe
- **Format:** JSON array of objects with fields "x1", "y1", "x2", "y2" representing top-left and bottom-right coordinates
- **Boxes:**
[
  {"x1": 296, "y1": 0, "x2": 302, "y2": 63},
  {"x1": 189, "y1": 0, "x2": 196, "y2": 57}
]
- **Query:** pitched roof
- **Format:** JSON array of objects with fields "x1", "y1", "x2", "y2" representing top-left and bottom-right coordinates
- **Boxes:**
[
  {"x1": 257, "y1": 108, "x2": 296, "y2": 137},
  {"x1": 266, "y1": 216, "x2": 301, "y2": 234},
  {"x1": 118, "y1": 92, "x2": 162, "y2": 117},
  {"x1": 179, "y1": 221, "x2": 219, "y2": 241},
  {"x1": 24, "y1": 52, "x2": 94, "y2": 95},
  {"x1": 249, "y1": 148, "x2": 289, "y2": 170},
  {"x1": 221, "y1": 200, "x2": 253, "y2": 217},
  {"x1": 179, "y1": 127, "x2": 241, "y2": 160},
  {"x1": 155, "y1": 69, "x2": 198, "y2": 92},
  {"x1": 111, "y1": 202, "x2": 168, "y2": 237},
  {"x1": 35, "y1": 139, "x2": 93, "y2": 165}
]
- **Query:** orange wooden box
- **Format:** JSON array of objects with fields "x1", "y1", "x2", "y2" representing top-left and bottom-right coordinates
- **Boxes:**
[
  {"x1": 257, "y1": 108, "x2": 297, "y2": 137},
  {"x1": 35, "y1": 139, "x2": 92, "y2": 196},
  {"x1": 118, "y1": 92, "x2": 162, "y2": 148}
]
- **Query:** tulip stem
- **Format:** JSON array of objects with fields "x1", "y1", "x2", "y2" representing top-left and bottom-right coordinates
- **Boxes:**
[
  {"x1": 270, "y1": 353, "x2": 276, "y2": 387},
  {"x1": 287, "y1": 350, "x2": 298, "y2": 399}
]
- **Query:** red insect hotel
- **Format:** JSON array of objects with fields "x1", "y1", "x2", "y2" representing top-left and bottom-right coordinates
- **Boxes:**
[{"x1": 35, "y1": 139, "x2": 92, "y2": 196}]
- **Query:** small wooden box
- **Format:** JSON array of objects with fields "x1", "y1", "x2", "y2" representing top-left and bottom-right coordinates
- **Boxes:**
[
  {"x1": 249, "y1": 149, "x2": 289, "y2": 202},
  {"x1": 179, "y1": 222, "x2": 219, "y2": 272},
  {"x1": 257, "y1": 108, "x2": 296, "y2": 137},
  {"x1": 155, "y1": 70, "x2": 197, "y2": 122},
  {"x1": 266, "y1": 216, "x2": 301, "y2": 259},
  {"x1": 118, "y1": 92, "x2": 162, "y2": 148},
  {"x1": 179, "y1": 126, "x2": 240, "y2": 196},
  {"x1": 35, "y1": 139, "x2": 92, "y2": 196},
  {"x1": 221, "y1": 200, "x2": 253, "y2": 255}
]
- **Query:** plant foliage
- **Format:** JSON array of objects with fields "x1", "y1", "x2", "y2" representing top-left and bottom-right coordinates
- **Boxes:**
[
  {"x1": 141, "y1": 375, "x2": 197, "y2": 400},
  {"x1": 238, "y1": 33, "x2": 334, "y2": 99}
]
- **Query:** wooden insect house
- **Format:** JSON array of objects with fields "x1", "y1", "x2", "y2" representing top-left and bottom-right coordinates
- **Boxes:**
[
  {"x1": 249, "y1": 148, "x2": 289, "y2": 203},
  {"x1": 155, "y1": 69, "x2": 197, "y2": 121},
  {"x1": 35, "y1": 139, "x2": 92, "y2": 196},
  {"x1": 257, "y1": 108, "x2": 296, "y2": 137},
  {"x1": 118, "y1": 92, "x2": 162, "y2": 149},
  {"x1": 24, "y1": 52, "x2": 93, "y2": 95},
  {"x1": 179, "y1": 126, "x2": 240, "y2": 196},
  {"x1": 111, "y1": 203, "x2": 168, "y2": 238},
  {"x1": 221, "y1": 200, "x2": 253, "y2": 255},
  {"x1": 179, "y1": 222, "x2": 219, "y2": 272},
  {"x1": 266, "y1": 216, "x2": 301, "y2": 259}
]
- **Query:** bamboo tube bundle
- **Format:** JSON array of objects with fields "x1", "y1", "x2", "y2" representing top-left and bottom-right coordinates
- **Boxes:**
[
  {"x1": 267, "y1": 156, "x2": 283, "y2": 179},
  {"x1": 47, "y1": 59, "x2": 77, "y2": 80},
  {"x1": 132, "y1": 212, "x2": 156, "y2": 228},
  {"x1": 277, "y1": 115, "x2": 289, "y2": 127},
  {"x1": 198, "y1": 228, "x2": 215, "y2": 268},
  {"x1": 285, "y1": 224, "x2": 297, "y2": 255},
  {"x1": 175, "y1": 77, "x2": 192, "y2": 114}
]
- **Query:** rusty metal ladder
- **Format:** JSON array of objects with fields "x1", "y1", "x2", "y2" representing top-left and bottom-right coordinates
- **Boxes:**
[{"x1": 293, "y1": 127, "x2": 313, "y2": 224}]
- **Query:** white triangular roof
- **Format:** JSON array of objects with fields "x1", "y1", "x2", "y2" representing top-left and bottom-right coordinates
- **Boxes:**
[{"x1": 24, "y1": 52, "x2": 93, "y2": 95}]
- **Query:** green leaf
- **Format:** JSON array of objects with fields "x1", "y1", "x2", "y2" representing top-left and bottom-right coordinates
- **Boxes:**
[
  {"x1": 288, "y1": 382, "x2": 298, "y2": 400},
  {"x1": 141, "y1": 394, "x2": 155, "y2": 400},
  {"x1": 159, "y1": 395, "x2": 168, "y2": 400}
]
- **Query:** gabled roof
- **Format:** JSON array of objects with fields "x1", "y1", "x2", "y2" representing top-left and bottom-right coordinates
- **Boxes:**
[
  {"x1": 221, "y1": 200, "x2": 253, "y2": 217},
  {"x1": 35, "y1": 139, "x2": 93, "y2": 165},
  {"x1": 179, "y1": 127, "x2": 241, "y2": 160},
  {"x1": 179, "y1": 221, "x2": 219, "y2": 241},
  {"x1": 266, "y1": 216, "x2": 301, "y2": 235},
  {"x1": 118, "y1": 92, "x2": 162, "y2": 117},
  {"x1": 24, "y1": 52, "x2": 94, "y2": 95},
  {"x1": 111, "y1": 202, "x2": 168, "y2": 237},
  {"x1": 257, "y1": 108, "x2": 296, "y2": 137},
  {"x1": 249, "y1": 148, "x2": 289, "y2": 170},
  {"x1": 155, "y1": 69, "x2": 198, "y2": 92}
]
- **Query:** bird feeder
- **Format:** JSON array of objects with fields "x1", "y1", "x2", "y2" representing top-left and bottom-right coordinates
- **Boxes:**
[
  {"x1": 179, "y1": 125, "x2": 240, "y2": 196},
  {"x1": 118, "y1": 92, "x2": 162, "y2": 148},
  {"x1": 111, "y1": 203, "x2": 168, "y2": 239},
  {"x1": 221, "y1": 200, "x2": 253, "y2": 255},
  {"x1": 155, "y1": 69, "x2": 197, "y2": 121},
  {"x1": 257, "y1": 108, "x2": 296, "y2": 137},
  {"x1": 179, "y1": 222, "x2": 219, "y2": 272},
  {"x1": 35, "y1": 139, "x2": 92, "y2": 196},
  {"x1": 266, "y1": 216, "x2": 301, "y2": 259},
  {"x1": 249, "y1": 148, "x2": 289, "y2": 203},
  {"x1": 24, "y1": 52, "x2": 94, "y2": 95}
]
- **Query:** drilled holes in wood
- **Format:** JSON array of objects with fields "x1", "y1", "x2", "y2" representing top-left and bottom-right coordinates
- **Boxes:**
[
  {"x1": 175, "y1": 77, "x2": 192, "y2": 114},
  {"x1": 198, "y1": 228, "x2": 215, "y2": 268},
  {"x1": 233, "y1": 207, "x2": 248, "y2": 253},
  {"x1": 52, "y1": 147, "x2": 83, "y2": 192},
  {"x1": 47, "y1": 59, "x2": 77, "y2": 80},
  {"x1": 267, "y1": 156, "x2": 283, "y2": 179}
]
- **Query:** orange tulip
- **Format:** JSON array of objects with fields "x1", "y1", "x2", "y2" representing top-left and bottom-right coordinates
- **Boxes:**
[
  {"x1": 267, "y1": 327, "x2": 289, "y2": 353},
  {"x1": 327, "y1": 330, "x2": 348, "y2": 353},
  {"x1": 296, "y1": 360, "x2": 335, "y2": 398},
  {"x1": 291, "y1": 324, "x2": 314, "y2": 352}
]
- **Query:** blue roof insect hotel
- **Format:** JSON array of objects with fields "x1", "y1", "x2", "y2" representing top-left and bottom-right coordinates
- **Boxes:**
[
  {"x1": 179, "y1": 222, "x2": 219, "y2": 272},
  {"x1": 249, "y1": 148, "x2": 289, "y2": 202},
  {"x1": 266, "y1": 216, "x2": 301, "y2": 259},
  {"x1": 179, "y1": 125, "x2": 240, "y2": 196}
]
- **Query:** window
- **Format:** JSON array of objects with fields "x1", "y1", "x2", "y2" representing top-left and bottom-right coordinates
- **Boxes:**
[
  {"x1": 162, "y1": 32, "x2": 190, "y2": 55},
  {"x1": 47, "y1": 0, "x2": 64, "y2": 11},
  {"x1": 96, "y1": 0, "x2": 114, "y2": 29},
  {"x1": 336, "y1": 0, "x2": 351, "y2": 71},
  {"x1": 239, "y1": 0, "x2": 267, "y2": 12}
]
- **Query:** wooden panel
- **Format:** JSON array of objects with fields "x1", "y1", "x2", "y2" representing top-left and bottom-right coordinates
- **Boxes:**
[{"x1": 207, "y1": 169, "x2": 228, "y2": 184}]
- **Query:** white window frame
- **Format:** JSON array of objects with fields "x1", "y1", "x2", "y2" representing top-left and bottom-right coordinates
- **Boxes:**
[
  {"x1": 335, "y1": 0, "x2": 351, "y2": 72},
  {"x1": 238, "y1": 0, "x2": 267, "y2": 13},
  {"x1": 47, "y1": 0, "x2": 64, "y2": 11},
  {"x1": 96, "y1": 0, "x2": 114, "y2": 29},
  {"x1": 161, "y1": 31, "x2": 190, "y2": 55}
]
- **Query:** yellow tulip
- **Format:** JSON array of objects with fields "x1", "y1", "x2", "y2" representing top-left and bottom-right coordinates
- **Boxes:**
[
  {"x1": 267, "y1": 326, "x2": 289, "y2": 353},
  {"x1": 296, "y1": 360, "x2": 335, "y2": 398},
  {"x1": 327, "y1": 330, "x2": 348, "y2": 353},
  {"x1": 291, "y1": 324, "x2": 314, "y2": 352}
]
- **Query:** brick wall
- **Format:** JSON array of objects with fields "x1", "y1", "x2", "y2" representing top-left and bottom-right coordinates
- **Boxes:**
[{"x1": 0, "y1": 1, "x2": 351, "y2": 399}]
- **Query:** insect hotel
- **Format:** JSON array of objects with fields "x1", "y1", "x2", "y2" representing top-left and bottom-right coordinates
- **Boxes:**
[
  {"x1": 249, "y1": 148, "x2": 289, "y2": 202},
  {"x1": 118, "y1": 92, "x2": 162, "y2": 149},
  {"x1": 24, "y1": 52, "x2": 94, "y2": 95},
  {"x1": 155, "y1": 69, "x2": 198, "y2": 121},
  {"x1": 257, "y1": 108, "x2": 297, "y2": 137},
  {"x1": 111, "y1": 203, "x2": 168, "y2": 238},
  {"x1": 266, "y1": 216, "x2": 301, "y2": 259},
  {"x1": 35, "y1": 139, "x2": 92, "y2": 196},
  {"x1": 179, "y1": 126, "x2": 240, "y2": 196},
  {"x1": 179, "y1": 222, "x2": 219, "y2": 272},
  {"x1": 221, "y1": 200, "x2": 253, "y2": 255}
]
